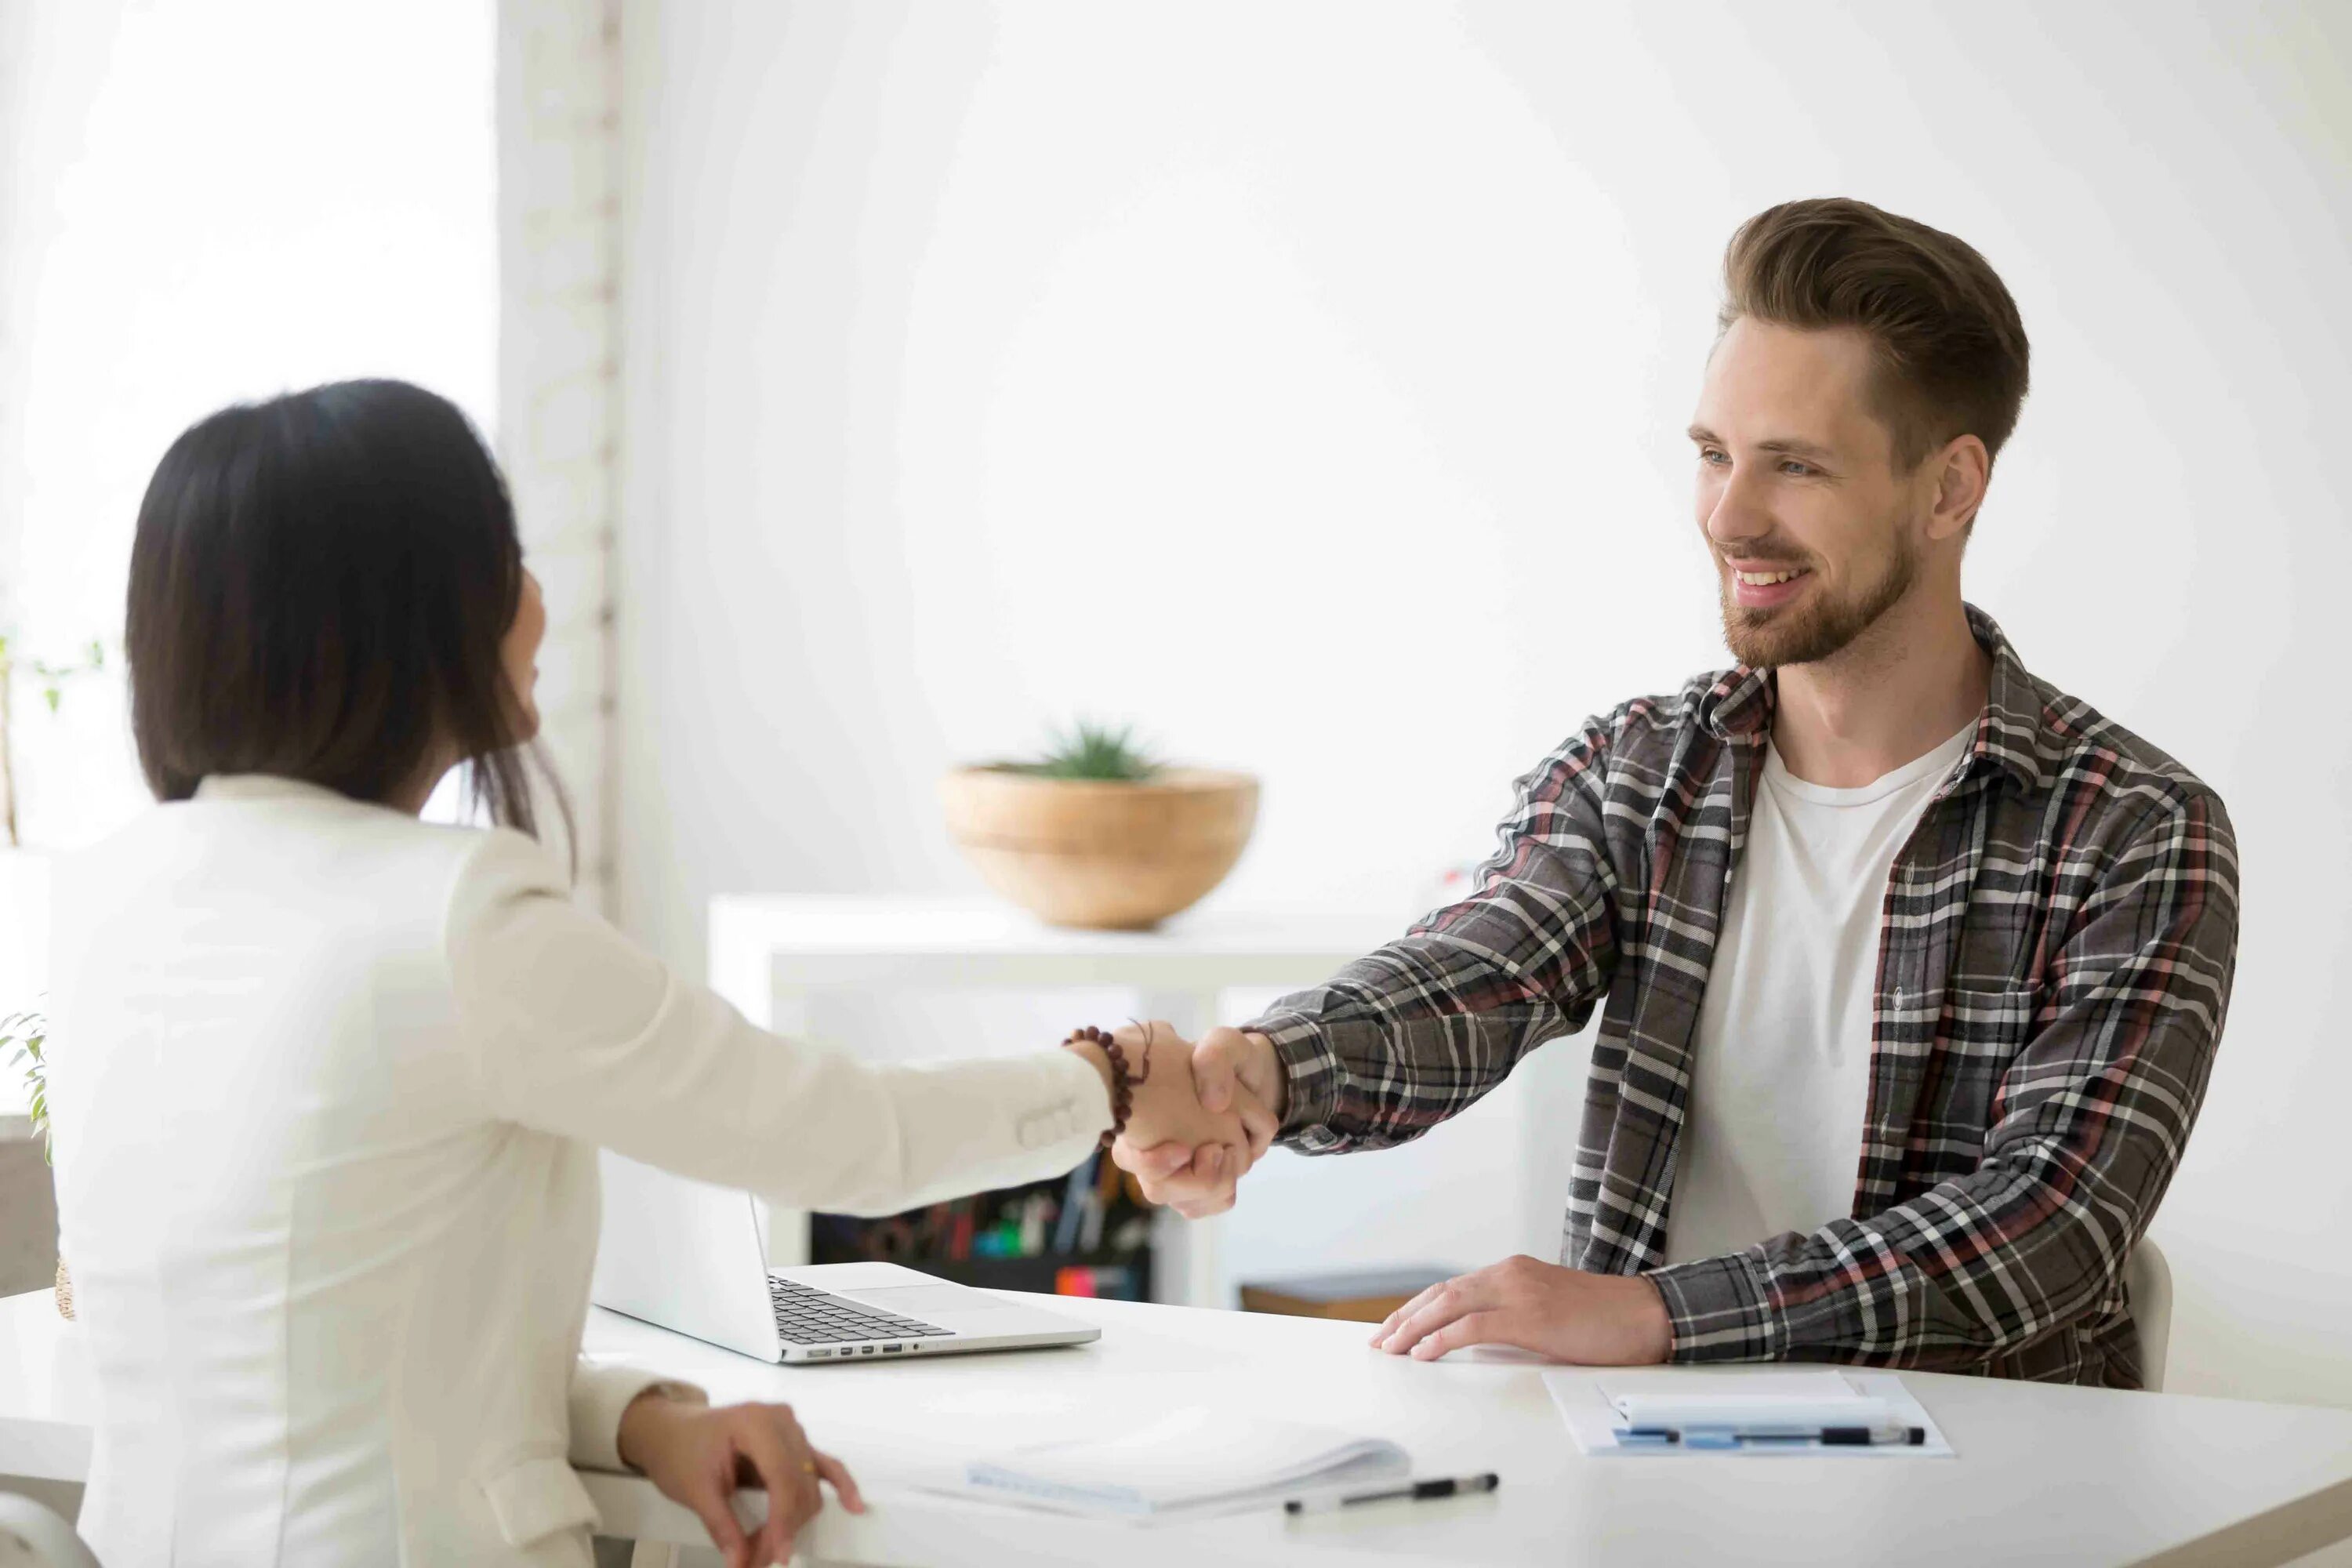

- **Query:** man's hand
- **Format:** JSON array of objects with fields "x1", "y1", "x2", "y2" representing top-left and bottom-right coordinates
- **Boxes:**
[
  {"x1": 1108, "y1": 1025, "x2": 1284, "y2": 1217},
  {"x1": 617, "y1": 1390, "x2": 865, "y2": 1568},
  {"x1": 1067, "y1": 1021, "x2": 1268, "y2": 1213},
  {"x1": 1370, "y1": 1255, "x2": 1673, "y2": 1366}
]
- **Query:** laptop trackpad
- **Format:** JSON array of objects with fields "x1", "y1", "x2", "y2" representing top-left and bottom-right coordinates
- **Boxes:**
[{"x1": 847, "y1": 1284, "x2": 1015, "y2": 1316}]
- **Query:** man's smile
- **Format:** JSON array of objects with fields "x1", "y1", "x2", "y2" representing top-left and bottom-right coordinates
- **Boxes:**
[{"x1": 1725, "y1": 558, "x2": 1813, "y2": 608}]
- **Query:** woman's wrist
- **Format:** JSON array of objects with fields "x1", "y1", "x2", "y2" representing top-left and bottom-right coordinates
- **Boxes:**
[
  {"x1": 1061, "y1": 1025, "x2": 1145, "y2": 1146},
  {"x1": 1064, "y1": 1036, "x2": 1116, "y2": 1104},
  {"x1": 616, "y1": 1385, "x2": 707, "y2": 1472}
]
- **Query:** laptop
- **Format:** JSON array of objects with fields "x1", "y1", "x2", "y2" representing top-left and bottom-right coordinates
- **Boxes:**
[{"x1": 589, "y1": 1151, "x2": 1102, "y2": 1364}]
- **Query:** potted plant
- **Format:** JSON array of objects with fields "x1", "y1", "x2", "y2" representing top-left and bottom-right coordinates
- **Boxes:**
[
  {"x1": 940, "y1": 721, "x2": 1258, "y2": 931},
  {"x1": 2, "y1": 1007, "x2": 67, "y2": 1318}
]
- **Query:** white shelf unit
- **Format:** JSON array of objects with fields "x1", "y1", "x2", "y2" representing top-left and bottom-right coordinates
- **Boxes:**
[{"x1": 705, "y1": 895, "x2": 1392, "y2": 1308}]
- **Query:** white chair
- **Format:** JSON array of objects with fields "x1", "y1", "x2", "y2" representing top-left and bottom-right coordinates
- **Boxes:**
[
  {"x1": 2126, "y1": 1236, "x2": 2173, "y2": 1392},
  {"x1": 0, "y1": 1494, "x2": 99, "y2": 1568}
]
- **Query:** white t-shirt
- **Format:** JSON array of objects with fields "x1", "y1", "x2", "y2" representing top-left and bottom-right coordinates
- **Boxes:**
[{"x1": 1664, "y1": 722, "x2": 1976, "y2": 1266}]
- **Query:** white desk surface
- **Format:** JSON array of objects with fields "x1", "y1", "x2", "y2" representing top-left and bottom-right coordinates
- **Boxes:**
[{"x1": 7, "y1": 1289, "x2": 2348, "y2": 1566}]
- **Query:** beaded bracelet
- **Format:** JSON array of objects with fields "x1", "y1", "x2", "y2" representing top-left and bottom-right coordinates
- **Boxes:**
[{"x1": 1064, "y1": 1022, "x2": 1153, "y2": 1148}]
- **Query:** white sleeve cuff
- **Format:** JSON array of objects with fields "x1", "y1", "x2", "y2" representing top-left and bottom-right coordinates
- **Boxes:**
[{"x1": 568, "y1": 1356, "x2": 708, "y2": 1472}]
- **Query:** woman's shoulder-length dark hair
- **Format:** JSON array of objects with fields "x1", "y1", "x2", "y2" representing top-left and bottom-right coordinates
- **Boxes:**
[{"x1": 125, "y1": 378, "x2": 568, "y2": 855}]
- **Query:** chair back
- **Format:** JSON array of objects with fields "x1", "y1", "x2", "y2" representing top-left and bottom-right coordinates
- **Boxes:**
[
  {"x1": 0, "y1": 1494, "x2": 100, "y2": 1568},
  {"x1": 2126, "y1": 1236, "x2": 2173, "y2": 1392}
]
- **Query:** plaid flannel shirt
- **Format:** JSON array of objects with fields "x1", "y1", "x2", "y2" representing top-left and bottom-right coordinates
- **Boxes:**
[{"x1": 1247, "y1": 607, "x2": 2238, "y2": 1387}]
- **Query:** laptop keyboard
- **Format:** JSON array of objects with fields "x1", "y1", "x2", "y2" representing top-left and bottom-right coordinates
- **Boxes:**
[{"x1": 768, "y1": 1276, "x2": 955, "y2": 1348}]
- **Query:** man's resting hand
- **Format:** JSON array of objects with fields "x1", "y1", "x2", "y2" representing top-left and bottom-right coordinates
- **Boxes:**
[{"x1": 1369, "y1": 1255, "x2": 1672, "y2": 1366}]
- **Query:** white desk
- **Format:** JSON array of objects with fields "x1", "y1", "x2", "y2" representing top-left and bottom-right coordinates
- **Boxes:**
[
  {"x1": 5, "y1": 1289, "x2": 2350, "y2": 1566},
  {"x1": 706, "y1": 895, "x2": 1399, "y2": 1306}
]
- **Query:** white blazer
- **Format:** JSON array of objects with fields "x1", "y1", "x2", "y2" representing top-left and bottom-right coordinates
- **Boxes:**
[{"x1": 45, "y1": 775, "x2": 1112, "y2": 1566}]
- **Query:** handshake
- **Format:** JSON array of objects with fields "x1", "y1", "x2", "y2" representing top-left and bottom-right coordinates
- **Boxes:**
[
  {"x1": 1066, "y1": 1022, "x2": 1289, "y2": 1218},
  {"x1": 1078, "y1": 1020, "x2": 1675, "y2": 1367}
]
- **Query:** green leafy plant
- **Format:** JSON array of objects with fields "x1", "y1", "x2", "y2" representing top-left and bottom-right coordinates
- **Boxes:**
[
  {"x1": 3, "y1": 1010, "x2": 49, "y2": 1164},
  {"x1": 1006, "y1": 719, "x2": 1161, "y2": 782},
  {"x1": 0, "y1": 633, "x2": 108, "y2": 848}
]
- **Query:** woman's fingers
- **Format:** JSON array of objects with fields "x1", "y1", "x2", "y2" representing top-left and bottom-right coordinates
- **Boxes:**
[
  {"x1": 731, "y1": 1406, "x2": 822, "y2": 1565},
  {"x1": 1195, "y1": 1143, "x2": 1225, "y2": 1183},
  {"x1": 682, "y1": 1459, "x2": 750, "y2": 1568},
  {"x1": 812, "y1": 1447, "x2": 866, "y2": 1513},
  {"x1": 1115, "y1": 1139, "x2": 1193, "y2": 1181},
  {"x1": 783, "y1": 1415, "x2": 824, "y2": 1559}
]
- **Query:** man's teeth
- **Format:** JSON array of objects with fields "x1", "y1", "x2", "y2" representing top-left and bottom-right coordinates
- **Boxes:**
[{"x1": 1735, "y1": 568, "x2": 1806, "y2": 586}]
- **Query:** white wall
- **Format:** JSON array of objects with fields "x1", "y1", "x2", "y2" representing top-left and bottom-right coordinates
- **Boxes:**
[
  {"x1": 615, "y1": 1, "x2": 2352, "y2": 1404},
  {"x1": 0, "y1": 0, "x2": 499, "y2": 855}
]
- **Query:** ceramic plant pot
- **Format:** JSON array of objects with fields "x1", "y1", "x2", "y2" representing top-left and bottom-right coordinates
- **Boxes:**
[{"x1": 939, "y1": 767, "x2": 1259, "y2": 931}]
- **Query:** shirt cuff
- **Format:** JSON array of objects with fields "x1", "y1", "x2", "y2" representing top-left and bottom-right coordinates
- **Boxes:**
[
  {"x1": 569, "y1": 1356, "x2": 709, "y2": 1473},
  {"x1": 1644, "y1": 1249, "x2": 1786, "y2": 1363},
  {"x1": 1237, "y1": 1011, "x2": 1342, "y2": 1138}
]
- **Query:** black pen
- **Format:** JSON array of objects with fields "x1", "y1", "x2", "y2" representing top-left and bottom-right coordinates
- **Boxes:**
[{"x1": 1284, "y1": 1472, "x2": 1501, "y2": 1515}]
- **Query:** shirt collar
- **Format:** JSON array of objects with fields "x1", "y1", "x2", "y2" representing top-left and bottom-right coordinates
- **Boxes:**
[
  {"x1": 1697, "y1": 603, "x2": 2044, "y2": 793},
  {"x1": 192, "y1": 774, "x2": 363, "y2": 807}
]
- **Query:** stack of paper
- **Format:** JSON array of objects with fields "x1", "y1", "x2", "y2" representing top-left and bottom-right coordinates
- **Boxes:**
[
  {"x1": 964, "y1": 1406, "x2": 1410, "y2": 1516},
  {"x1": 1544, "y1": 1369, "x2": 1955, "y2": 1457}
]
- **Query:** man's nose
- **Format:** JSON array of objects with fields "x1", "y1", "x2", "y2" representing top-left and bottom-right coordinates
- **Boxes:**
[{"x1": 1704, "y1": 464, "x2": 1772, "y2": 550}]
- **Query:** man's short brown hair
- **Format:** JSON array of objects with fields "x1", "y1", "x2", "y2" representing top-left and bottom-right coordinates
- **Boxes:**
[{"x1": 1721, "y1": 197, "x2": 2031, "y2": 473}]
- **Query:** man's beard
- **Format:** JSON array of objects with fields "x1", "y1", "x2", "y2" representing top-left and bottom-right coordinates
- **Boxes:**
[{"x1": 1719, "y1": 526, "x2": 1920, "y2": 670}]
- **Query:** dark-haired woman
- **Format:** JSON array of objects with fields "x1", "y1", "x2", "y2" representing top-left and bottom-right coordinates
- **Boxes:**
[{"x1": 44, "y1": 380, "x2": 1261, "y2": 1568}]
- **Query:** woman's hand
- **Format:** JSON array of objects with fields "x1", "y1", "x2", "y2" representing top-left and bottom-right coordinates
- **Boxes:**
[
  {"x1": 1071, "y1": 1021, "x2": 1265, "y2": 1206},
  {"x1": 1111, "y1": 1025, "x2": 1284, "y2": 1217},
  {"x1": 616, "y1": 1389, "x2": 866, "y2": 1567}
]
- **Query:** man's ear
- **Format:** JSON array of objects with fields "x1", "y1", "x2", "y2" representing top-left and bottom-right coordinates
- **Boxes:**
[{"x1": 1927, "y1": 434, "x2": 1991, "y2": 543}]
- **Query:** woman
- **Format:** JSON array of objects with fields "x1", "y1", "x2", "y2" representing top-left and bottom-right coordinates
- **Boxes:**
[{"x1": 44, "y1": 379, "x2": 1254, "y2": 1567}]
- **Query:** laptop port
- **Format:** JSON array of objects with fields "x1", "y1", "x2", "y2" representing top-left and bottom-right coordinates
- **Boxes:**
[
  {"x1": 804, "y1": 1348, "x2": 830, "y2": 1359},
  {"x1": 880, "y1": 1344, "x2": 903, "y2": 1353},
  {"x1": 859, "y1": 1345, "x2": 876, "y2": 1355}
]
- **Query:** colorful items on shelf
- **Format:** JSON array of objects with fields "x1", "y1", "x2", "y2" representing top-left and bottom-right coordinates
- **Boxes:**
[
  {"x1": 1051, "y1": 1263, "x2": 1139, "y2": 1299},
  {"x1": 811, "y1": 1151, "x2": 1156, "y2": 1298}
]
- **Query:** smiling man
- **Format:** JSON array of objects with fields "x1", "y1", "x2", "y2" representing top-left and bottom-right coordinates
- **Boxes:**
[{"x1": 1115, "y1": 198, "x2": 2238, "y2": 1386}]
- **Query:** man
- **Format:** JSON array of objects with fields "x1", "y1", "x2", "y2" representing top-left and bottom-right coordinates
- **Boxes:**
[{"x1": 1113, "y1": 197, "x2": 2238, "y2": 1387}]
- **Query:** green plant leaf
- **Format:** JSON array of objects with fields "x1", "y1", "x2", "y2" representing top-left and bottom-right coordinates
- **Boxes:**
[{"x1": 1011, "y1": 718, "x2": 1161, "y2": 782}]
